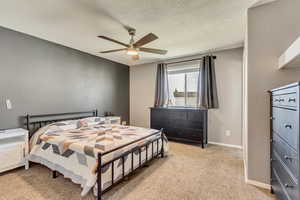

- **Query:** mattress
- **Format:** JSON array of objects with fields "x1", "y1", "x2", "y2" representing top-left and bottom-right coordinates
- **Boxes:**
[{"x1": 28, "y1": 117, "x2": 167, "y2": 196}]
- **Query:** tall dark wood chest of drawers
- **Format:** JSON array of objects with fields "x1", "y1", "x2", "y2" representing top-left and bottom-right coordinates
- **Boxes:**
[
  {"x1": 150, "y1": 107, "x2": 208, "y2": 148},
  {"x1": 270, "y1": 83, "x2": 300, "y2": 200}
]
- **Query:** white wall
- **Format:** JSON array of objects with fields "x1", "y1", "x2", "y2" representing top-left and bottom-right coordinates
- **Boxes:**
[
  {"x1": 130, "y1": 47, "x2": 243, "y2": 147},
  {"x1": 130, "y1": 62, "x2": 157, "y2": 128},
  {"x1": 246, "y1": 0, "x2": 300, "y2": 184}
]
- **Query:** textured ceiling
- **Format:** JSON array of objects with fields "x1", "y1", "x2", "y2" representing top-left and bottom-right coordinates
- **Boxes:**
[{"x1": 0, "y1": 0, "x2": 260, "y2": 66}]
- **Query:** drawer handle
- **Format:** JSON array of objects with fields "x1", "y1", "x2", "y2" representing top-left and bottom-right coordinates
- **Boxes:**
[
  {"x1": 288, "y1": 98, "x2": 296, "y2": 102},
  {"x1": 271, "y1": 139, "x2": 276, "y2": 144},
  {"x1": 284, "y1": 155, "x2": 292, "y2": 160},
  {"x1": 279, "y1": 99, "x2": 284, "y2": 102},
  {"x1": 284, "y1": 124, "x2": 292, "y2": 129},
  {"x1": 284, "y1": 183, "x2": 294, "y2": 188},
  {"x1": 274, "y1": 99, "x2": 279, "y2": 102},
  {"x1": 270, "y1": 116, "x2": 275, "y2": 120}
]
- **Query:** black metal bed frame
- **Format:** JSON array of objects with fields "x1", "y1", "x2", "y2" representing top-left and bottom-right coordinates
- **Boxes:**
[
  {"x1": 25, "y1": 110, "x2": 98, "y2": 137},
  {"x1": 25, "y1": 110, "x2": 165, "y2": 200}
]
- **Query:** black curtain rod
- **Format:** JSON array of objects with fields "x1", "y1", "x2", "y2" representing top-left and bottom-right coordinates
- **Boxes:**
[{"x1": 164, "y1": 56, "x2": 217, "y2": 65}]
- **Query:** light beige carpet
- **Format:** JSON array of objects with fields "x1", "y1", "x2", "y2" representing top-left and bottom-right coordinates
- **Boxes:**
[{"x1": 0, "y1": 142, "x2": 275, "y2": 200}]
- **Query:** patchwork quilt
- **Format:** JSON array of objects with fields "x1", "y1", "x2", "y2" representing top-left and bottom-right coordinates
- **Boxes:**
[{"x1": 29, "y1": 117, "x2": 168, "y2": 196}]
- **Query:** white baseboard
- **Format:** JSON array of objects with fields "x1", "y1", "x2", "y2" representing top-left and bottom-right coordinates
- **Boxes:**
[
  {"x1": 244, "y1": 158, "x2": 248, "y2": 183},
  {"x1": 251, "y1": 0, "x2": 277, "y2": 8},
  {"x1": 246, "y1": 179, "x2": 271, "y2": 190},
  {"x1": 208, "y1": 141, "x2": 243, "y2": 149}
]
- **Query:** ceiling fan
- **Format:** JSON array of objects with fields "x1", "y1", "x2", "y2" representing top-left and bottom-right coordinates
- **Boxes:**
[{"x1": 98, "y1": 28, "x2": 168, "y2": 60}]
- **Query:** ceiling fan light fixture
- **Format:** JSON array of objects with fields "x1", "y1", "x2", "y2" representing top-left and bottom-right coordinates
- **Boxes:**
[
  {"x1": 126, "y1": 48, "x2": 138, "y2": 56},
  {"x1": 98, "y1": 30, "x2": 167, "y2": 60}
]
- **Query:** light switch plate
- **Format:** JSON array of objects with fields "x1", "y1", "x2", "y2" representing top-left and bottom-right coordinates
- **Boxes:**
[
  {"x1": 6, "y1": 99, "x2": 12, "y2": 110},
  {"x1": 225, "y1": 130, "x2": 231, "y2": 136}
]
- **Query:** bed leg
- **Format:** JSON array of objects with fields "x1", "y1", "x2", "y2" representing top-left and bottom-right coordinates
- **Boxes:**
[
  {"x1": 271, "y1": 186, "x2": 274, "y2": 194},
  {"x1": 161, "y1": 132, "x2": 165, "y2": 158},
  {"x1": 52, "y1": 171, "x2": 58, "y2": 179},
  {"x1": 97, "y1": 154, "x2": 102, "y2": 200},
  {"x1": 143, "y1": 164, "x2": 150, "y2": 168}
]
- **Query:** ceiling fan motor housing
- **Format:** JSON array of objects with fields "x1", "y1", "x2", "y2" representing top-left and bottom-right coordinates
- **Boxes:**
[
  {"x1": 128, "y1": 28, "x2": 136, "y2": 45},
  {"x1": 128, "y1": 28, "x2": 136, "y2": 36}
]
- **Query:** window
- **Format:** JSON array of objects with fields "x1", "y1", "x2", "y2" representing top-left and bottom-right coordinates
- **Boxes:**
[{"x1": 168, "y1": 65, "x2": 199, "y2": 107}]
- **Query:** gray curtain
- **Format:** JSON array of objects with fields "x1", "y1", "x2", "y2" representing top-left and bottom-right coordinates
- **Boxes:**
[
  {"x1": 197, "y1": 55, "x2": 219, "y2": 109},
  {"x1": 154, "y1": 63, "x2": 169, "y2": 107}
]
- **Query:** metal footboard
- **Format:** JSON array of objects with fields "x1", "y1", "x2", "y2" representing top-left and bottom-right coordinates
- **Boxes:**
[{"x1": 97, "y1": 129, "x2": 165, "y2": 200}]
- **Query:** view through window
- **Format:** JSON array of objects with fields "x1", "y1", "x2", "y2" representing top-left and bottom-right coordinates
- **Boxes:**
[{"x1": 168, "y1": 65, "x2": 199, "y2": 107}]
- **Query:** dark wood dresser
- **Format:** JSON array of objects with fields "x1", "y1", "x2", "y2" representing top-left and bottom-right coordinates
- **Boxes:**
[
  {"x1": 150, "y1": 107, "x2": 207, "y2": 148},
  {"x1": 270, "y1": 82, "x2": 299, "y2": 200}
]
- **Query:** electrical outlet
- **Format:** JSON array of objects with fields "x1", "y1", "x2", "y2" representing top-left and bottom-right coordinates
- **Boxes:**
[
  {"x1": 225, "y1": 130, "x2": 231, "y2": 136},
  {"x1": 6, "y1": 99, "x2": 12, "y2": 110}
]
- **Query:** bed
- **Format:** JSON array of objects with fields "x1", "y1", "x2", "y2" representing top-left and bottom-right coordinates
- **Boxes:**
[{"x1": 25, "y1": 110, "x2": 168, "y2": 199}]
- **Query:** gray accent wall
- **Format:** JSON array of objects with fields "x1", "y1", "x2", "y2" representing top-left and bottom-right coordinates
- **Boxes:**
[
  {"x1": 0, "y1": 26, "x2": 129, "y2": 129},
  {"x1": 247, "y1": 0, "x2": 300, "y2": 184}
]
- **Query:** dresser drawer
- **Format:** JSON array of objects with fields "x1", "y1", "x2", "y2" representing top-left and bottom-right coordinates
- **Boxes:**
[
  {"x1": 273, "y1": 94, "x2": 298, "y2": 108},
  {"x1": 272, "y1": 155, "x2": 299, "y2": 200},
  {"x1": 180, "y1": 128, "x2": 202, "y2": 140},
  {"x1": 187, "y1": 110, "x2": 206, "y2": 122},
  {"x1": 273, "y1": 133, "x2": 299, "y2": 182},
  {"x1": 163, "y1": 127, "x2": 177, "y2": 138},
  {"x1": 0, "y1": 142, "x2": 25, "y2": 171},
  {"x1": 272, "y1": 86, "x2": 298, "y2": 96},
  {"x1": 281, "y1": 93, "x2": 298, "y2": 108},
  {"x1": 271, "y1": 168, "x2": 289, "y2": 200},
  {"x1": 272, "y1": 107, "x2": 299, "y2": 150},
  {"x1": 168, "y1": 110, "x2": 187, "y2": 120},
  {"x1": 150, "y1": 109, "x2": 169, "y2": 125},
  {"x1": 272, "y1": 96, "x2": 282, "y2": 107},
  {"x1": 170, "y1": 127, "x2": 201, "y2": 140},
  {"x1": 272, "y1": 86, "x2": 298, "y2": 108}
]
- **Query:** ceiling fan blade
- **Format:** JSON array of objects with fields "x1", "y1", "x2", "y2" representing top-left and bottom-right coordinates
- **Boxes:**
[
  {"x1": 139, "y1": 47, "x2": 168, "y2": 55},
  {"x1": 132, "y1": 55, "x2": 140, "y2": 61},
  {"x1": 100, "y1": 48, "x2": 127, "y2": 53},
  {"x1": 133, "y1": 33, "x2": 158, "y2": 47},
  {"x1": 98, "y1": 36, "x2": 129, "y2": 47}
]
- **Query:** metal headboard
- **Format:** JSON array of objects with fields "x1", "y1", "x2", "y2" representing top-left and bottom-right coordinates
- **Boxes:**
[{"x1": 25, "y1": 109, "x2": 98, "y2": 137}]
